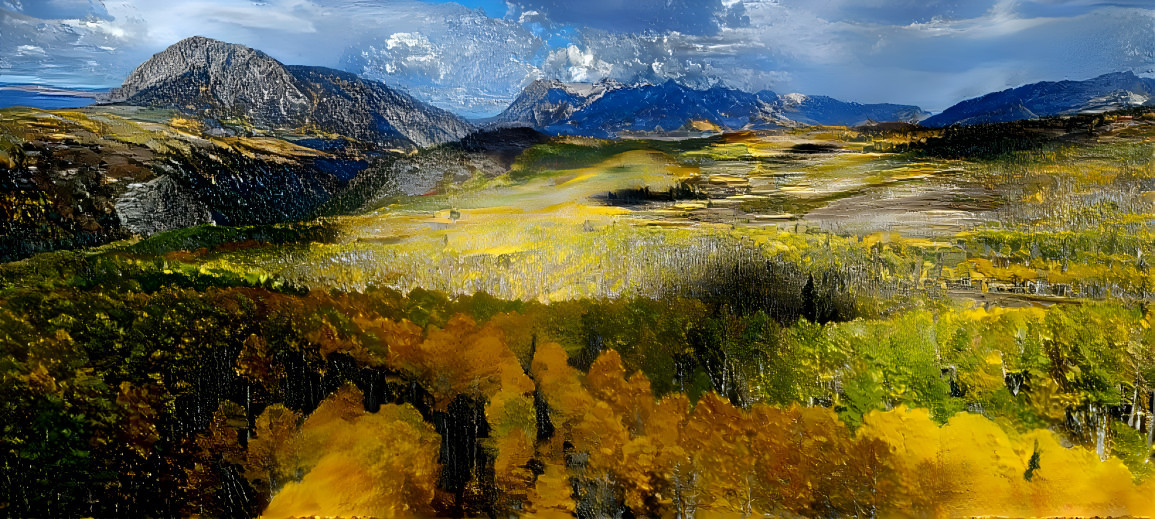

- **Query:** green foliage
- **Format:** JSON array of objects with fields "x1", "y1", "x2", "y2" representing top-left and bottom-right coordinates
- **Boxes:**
[{"x1": 126, "y1": 221, "x2": 341, "y2": 256}]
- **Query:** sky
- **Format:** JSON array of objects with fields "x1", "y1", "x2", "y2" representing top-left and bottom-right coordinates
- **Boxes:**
[{"x1": 1, "y1": 0, "x2": 1153, "y2": 117}]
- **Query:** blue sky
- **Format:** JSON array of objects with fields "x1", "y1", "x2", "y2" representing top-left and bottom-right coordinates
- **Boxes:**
[{"x1": 1, "y1": 0, "x2": 1152, "y2": 116}]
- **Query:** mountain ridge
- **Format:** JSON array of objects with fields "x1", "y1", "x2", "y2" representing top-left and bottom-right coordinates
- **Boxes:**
[
  {"x1": 923, "y1": 71, "x2": 1155, "y2": 127},
  {"x1": 487, "y1": 79, "x2": 928, "y2": 135}
]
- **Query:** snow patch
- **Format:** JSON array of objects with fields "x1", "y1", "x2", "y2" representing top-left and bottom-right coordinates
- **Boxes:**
[{"x1": 780, "y1": 92, "x2": 809, "y2": 105}]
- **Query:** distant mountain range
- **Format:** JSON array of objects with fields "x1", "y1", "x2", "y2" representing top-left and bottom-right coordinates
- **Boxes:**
[
  {"x1": 923, "y1": 72, "x2": 1155, "y2": 127},
  {"x1": 486, "y1": 79, "x2": 929, "y2": 136},
  {"x1": 102, "y1": 36, "x2": 473, "y2": 149},
  {"x1": 0, "y1": 84, "x2": 101, "y2": 110},
  {"x1": 6, "y1": 37, "x2": 1154, "y2": 150},
  {"x1": 11, "y1": 36, "x2": 1153, "y2": 137},
  {"x1": 773, "y1": 92, "x2": 928, "y2": 127},
  {"x1": 484, "y1": 71, "x2": 1155, "y2": 133}
]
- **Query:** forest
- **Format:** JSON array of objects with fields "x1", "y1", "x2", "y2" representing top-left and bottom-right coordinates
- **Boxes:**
[{"x1": 4, "y1": 254, "x2": 1155, "y2": 517}]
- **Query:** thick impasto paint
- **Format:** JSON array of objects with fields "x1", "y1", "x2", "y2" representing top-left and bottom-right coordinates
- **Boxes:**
[{"x1": 3, "y1": 1, "x2": 1155, "y2": 517}]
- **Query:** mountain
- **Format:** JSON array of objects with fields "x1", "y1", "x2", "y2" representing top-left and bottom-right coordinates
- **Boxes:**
[
  {"x1": 772, "y1": 93, "x2": 929, "y2": 127},
  {"x1": 486, "y1": 79, "x2": 618, "y2": 129},
  {"x1": 556, "y1": 81, "x2": 774, "y2": 137},
  {"x1": 923, "y1": 71, "x2": 1155, "y2": 127},
  {"x1": 489, "y1": 80, "x2": 772, "y2": 136},
  {"x1": 490, "y1": 79, "x2": 926, "y2": 136},
  {"x1": 103, "y1": 36, "x2": 473, "y2": 149}
]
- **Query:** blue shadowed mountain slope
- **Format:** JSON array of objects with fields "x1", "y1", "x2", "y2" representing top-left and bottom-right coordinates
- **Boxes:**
[
  {"x1": 491, "y1": 79, "x2": 927, "y2": 136},
  {"x1": 923, "y1": 72, "x2": 1155, "y2": 127}
]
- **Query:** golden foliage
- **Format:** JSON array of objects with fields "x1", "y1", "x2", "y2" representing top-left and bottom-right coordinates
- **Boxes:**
[
  {"x1": 388, "y1": 314, "x2": 535, "y2": 408},
  {"x1": 244, "y1": 404, "x2": 302, "y2": 497},
  {"x1": 529, "y1": 346, "x2": 1155, "y2": 518},
  {"x1": 262, "y1": 385, "x2": 442, "y2": 518}
]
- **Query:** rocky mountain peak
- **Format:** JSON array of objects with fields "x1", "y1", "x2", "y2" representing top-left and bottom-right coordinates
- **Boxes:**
[
  {"x1": 101, "y1": 37, "x2": 472, "y2": 149},
  {"x1": 104, "y1": 36, "x2": 311, "y2": 127},
  {"x1": 107, "y1": 36, "x2": 303, "y2": 105}
]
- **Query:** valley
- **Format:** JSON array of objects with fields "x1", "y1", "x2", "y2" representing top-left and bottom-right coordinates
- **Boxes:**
[{"x1": 4, "y1": 35, "x2": 1155, "y2": 518}]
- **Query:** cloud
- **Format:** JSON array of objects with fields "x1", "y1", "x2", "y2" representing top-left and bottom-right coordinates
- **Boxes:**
[
  {"x1": 344, "y1": 9, "x2": 547, "y2": 117},
  {"x1": 537, "y1": 29, "x2": 781, "y2": 92},
  {"x1": 506, "y1": 0, "x2": 747, "y2": 35},
  {"x1": 542, "y1": 44, "x2": 612, "y2": 82},
  {"x1": 3, "y1": 0, "x2": 111, "y2": 20},
  {"x1": 0, "y1": 7, "x2": 138, "y2": 86},
  {"x1": 775, "y1": 0, "x2": 998, "y2": 26},
  {"x1": 840, "y1": 4, "x2": 1155, "y2": 108}
]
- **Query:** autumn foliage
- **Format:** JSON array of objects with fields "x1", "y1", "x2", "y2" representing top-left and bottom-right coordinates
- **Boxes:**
[{"x1": 4, "y1": 285, "x2": 1155, "y2": 517}]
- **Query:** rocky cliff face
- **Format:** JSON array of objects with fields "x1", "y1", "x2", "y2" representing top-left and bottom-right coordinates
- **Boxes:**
[
  {"x1": 104, "y1": 36, "x2": 473, "y2": 149},
  {"x1": 0, "y1": 106, "x2": 375, "y2": 262},
  {"x1": 114, "y1": 176, "x2": 214, "y2": 236}
]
